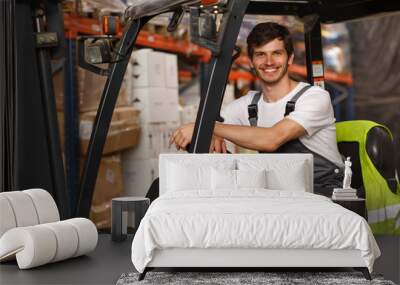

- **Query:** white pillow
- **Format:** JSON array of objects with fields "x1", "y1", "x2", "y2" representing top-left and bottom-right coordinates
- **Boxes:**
[
  {"x1": 211, "y1": 168, "x2": 236, "y2": 190},
  {"x1": 266, "y1": 161, "x2": 306, "y2": 191},
  {"x1": 236, "y1": 169, "x2": 267, "y2": 189},
  {"x1": 211, "y1": 168, "x2": 267, "y2": 190},
  {"x1": 238, "y1": 159, "x2": 307, "y2": 191},
  {"x1": 167, "y1": 162, "x2": 210, "y2": 191},
  {"x1": 166, "y1": 158, "x2": 236, "y2": 192}
]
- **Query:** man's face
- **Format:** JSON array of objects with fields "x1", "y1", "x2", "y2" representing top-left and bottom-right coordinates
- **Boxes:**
[{"x1": 250, "y1": 38, "x2": 294, "y2": 85}]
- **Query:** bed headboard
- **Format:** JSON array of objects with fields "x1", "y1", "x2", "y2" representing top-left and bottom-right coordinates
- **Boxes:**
[{"x1": 159, "y1": 153, "x2": 313, "y2": 195}]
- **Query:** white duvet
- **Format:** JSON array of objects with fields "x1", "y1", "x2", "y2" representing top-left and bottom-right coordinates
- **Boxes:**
[{"x1": 131, "y1": 190, "x2": 380, "y2": 273}]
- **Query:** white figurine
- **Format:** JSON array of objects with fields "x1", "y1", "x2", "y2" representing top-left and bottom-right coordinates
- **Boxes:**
[{"x1": 343, "y1": 157, "x2": 353, "y2": 189}]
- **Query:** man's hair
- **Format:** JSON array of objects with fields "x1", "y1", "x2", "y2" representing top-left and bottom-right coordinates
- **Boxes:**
[{"x1": 247, "y1": 22, "x2": 294, "y2": 59}]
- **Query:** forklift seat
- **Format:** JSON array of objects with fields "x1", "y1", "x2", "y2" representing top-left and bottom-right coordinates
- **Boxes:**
[{"x1": 336, "y1": 120, "x2": 400, "y2": 235}]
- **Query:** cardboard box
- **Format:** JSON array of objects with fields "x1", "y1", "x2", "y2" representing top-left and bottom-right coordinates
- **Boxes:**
[
  {"x1": 122, "y1": 127, "x2": 157, "y2": 160},
  {"x1": 90, "y1": 201, "x2": 112, "y2": 229},
  {"x1": 80, "y1": 125, "x2": 140, "y2": 155},
  {"x1": 123, "y1": 158, "x2": 158, "y2": 197},
  {"x1": 146, "y1": 101, "x2": 180, "y2": 123},
  {"x1": 125, "y1": 60, "x2": 134, "y2": 103},
  {"x1": 77, "y1": 66, "x2": 128, "y2": 112},
  {"x1": 58, "y1": 108, "x2": 141, "y2": 154},
  {"x1": 89, "y1": 154, "x2": 123, "y2": 229},
  {"x1": 130, "y1": 87, "x2": 179, "y2": 123},
  {"x1": 80, "y1": 107, "x2": 141, "y2": 155},
  {"x1": 130, "y1": 87, "x2": 179, "y2": 105},
  {"x1": 57, "y1": 112, "x2": 65, "y2": 150},
  {"x1": 131, "y1": 49, "x2": 166, "y2": 88},
  {"x1": 164, "y1": 53, "x2": 178, "y2": 88},
  {"x1": 180, "y1": 104, "x2": 198, "y2": 125},
  {"x1": 122, "y1": 121, "x2": 180, "y2": 160},
  {"x1": 53, "y1": 66, "x2": 128, "y2": 112},
  {"x1": 122, "y1": 157, "x2": 159, "y2": 227}
]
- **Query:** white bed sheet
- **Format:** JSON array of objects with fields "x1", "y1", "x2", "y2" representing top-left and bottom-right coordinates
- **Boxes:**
[{"x1": 131, "y1": 190, "x2": 380, "y2": 273}]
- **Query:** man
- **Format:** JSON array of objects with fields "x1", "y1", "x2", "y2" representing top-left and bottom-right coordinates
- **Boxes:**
[{"x1": 170, "y1": 22, "x2": 344, "y2": 196}]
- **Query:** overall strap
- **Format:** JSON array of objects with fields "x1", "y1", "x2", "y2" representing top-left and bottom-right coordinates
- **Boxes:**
[
  {"x1": 248, "y1": 91, "x2": 262, "y2": 126},
  {"x1": 247, "y1": 84, "x2": 313, "y2": 126},
  {"x1": 284, "y1": 84, "x2": 312, "y2": 116}
]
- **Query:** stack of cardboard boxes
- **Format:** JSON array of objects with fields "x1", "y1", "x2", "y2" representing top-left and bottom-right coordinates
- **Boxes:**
[
  {"x1": 79, "y1": 106, "x2": 140, "y2": 155},
  {"x1": 54, "y1": 65, "x2": 141, "y2": 229},
  {"x1": 54, "y1": 49, "x2": 182, "y2": 227},
  {"x1": 123, "y1": 49, "x2": 181, "y2": 197}
]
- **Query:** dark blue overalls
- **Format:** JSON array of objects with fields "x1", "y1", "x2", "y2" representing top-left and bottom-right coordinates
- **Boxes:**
[{"x1": 247, "y1": 85, "x2": 344, "y2": 196}]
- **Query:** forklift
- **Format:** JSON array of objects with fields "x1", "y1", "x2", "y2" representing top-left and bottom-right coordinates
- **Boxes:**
[{"x1": 1, "y1": 0, "x2": 399, "y2": 281}]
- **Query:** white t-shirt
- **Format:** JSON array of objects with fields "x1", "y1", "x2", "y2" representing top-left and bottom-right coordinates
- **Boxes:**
[{"x1": 221, "y1": 82, "x2": 344, "y2": 167}]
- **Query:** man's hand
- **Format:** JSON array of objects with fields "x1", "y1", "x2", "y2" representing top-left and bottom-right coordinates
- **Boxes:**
[
  {"x1": 210, "y1": 135, "x2": 227, "y2": 153},
  {"x1": 169, "y1": 123, "x2": 195, "y2": 150},
  {"x1": 169, "y1": 124, "x2": 227, "y2": 153}
]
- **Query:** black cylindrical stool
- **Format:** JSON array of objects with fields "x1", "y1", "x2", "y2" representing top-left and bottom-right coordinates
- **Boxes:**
[{"x1": 111, "y1": 197, "x2": 150, "y2": 242}]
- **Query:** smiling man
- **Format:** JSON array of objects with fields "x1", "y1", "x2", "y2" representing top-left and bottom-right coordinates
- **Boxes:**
[{"x1": 170, "y1": 22, "x2": 344, "y2": 196}]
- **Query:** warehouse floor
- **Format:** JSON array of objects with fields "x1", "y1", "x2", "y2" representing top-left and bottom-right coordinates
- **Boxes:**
[
  {"x1": 1, "y1": 234, "x2": 398, "y2": 285},
  {"x1": 0, "y1": 234, "x2": 134, "y2": 285}
]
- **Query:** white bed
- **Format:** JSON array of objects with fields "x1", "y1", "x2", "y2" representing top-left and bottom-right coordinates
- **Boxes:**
[{"x1": 131, "y1": 154, "x2": 380, "y2": 280}]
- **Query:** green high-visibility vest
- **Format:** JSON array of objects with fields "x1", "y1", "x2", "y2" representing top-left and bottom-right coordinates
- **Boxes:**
[{"x1": 336, "y1": 120, "x2": 400, "y2": 235}]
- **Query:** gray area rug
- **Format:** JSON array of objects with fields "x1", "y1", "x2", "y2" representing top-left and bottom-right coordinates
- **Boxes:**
[{"x1": 117, "y1": 272, "x2": 396, "y2": 285}]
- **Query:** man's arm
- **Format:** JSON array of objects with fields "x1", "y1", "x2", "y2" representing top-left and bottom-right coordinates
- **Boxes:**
[
  {"x1": 169, "y1": 118, "x2": 306, "y2": 152},
  {"x1": 214, "y1": 118, "x2": 306, "y2": 151}
]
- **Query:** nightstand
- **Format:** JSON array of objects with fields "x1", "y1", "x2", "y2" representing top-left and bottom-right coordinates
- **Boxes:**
[
  {"x1": 332, "y1": 198, "x2": 367, "y2": 220},
  {"x1": 111, "y1": 197, "x2": 150, "y2": 242}
]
